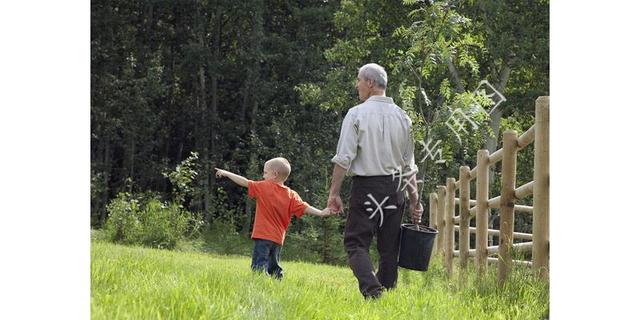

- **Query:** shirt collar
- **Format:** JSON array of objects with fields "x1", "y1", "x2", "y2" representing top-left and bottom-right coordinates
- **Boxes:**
[
  {"x1": 265, "y1": 179, "x2": 286, "y2": 188},
  {"x1": 366, "y1": 96, "x2": 394, "y2": 104}
]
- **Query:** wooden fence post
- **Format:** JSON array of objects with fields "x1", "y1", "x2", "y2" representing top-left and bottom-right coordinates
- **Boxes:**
[
  {"x1": 533, "y1": 96, "x2": 550, "y2": 279},
  {"x1": 436, "y1": 186, "x2": 446, "y2": 258},
  {"x1": 475, "y1": 150, "x2": 490, "y2": 273},
  {"x1": 498, "y1": 130, "x2": 518, "y2": 286},
  {"x1": 459, "y1": 166, "x2": 471, "y2": 269},
  {"x1": 445, "y1": 177, "x2": 456, "y2": 276},
  {"x1": 429, "y1": 193, "x2": 438, "y2": 230}
]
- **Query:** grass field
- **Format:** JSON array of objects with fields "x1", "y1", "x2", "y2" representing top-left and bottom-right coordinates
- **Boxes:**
[{"x1": 91, "y1": 241, "x2": 548, "y2": 319}]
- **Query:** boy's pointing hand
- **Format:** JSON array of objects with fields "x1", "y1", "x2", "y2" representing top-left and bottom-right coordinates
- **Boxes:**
[{"x1": 214, "y1": 167, "x2": 228, "y2": 178}]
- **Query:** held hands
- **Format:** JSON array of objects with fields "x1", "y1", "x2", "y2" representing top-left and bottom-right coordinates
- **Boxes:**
[
  {"x1": 319, "y1": 207, "x2": 335, "y2": 217},
  {"x1": 327, "y1": 194, "x2": 344, "y2": 214},
  {"x1": 410, "y1": 201, "x2": 424, "y2": 224}
]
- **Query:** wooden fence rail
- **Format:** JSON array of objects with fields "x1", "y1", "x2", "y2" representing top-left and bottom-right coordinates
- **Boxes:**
[{"x1": 428, "y1": 96, "x2": 549, "y2": 284}]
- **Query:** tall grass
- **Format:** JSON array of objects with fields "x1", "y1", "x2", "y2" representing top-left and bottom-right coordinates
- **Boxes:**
[{"x1": 91, "y1": 241, "x2": 548, "y2": 319}]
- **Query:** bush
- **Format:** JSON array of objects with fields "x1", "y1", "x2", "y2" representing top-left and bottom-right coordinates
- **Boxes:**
[
  {"x1": 103, "y1": 192, "x2": 143, "y2": 244},
  {"x1": 102, "y1": 152, "x2": 205, "y2": 249},
  {"x1": 162, "y1": 151, "x2": 199, "y2": 206},
  {"x1": 103, "y1": 192, "x2": 204, "y2": 249},
  {"x1": 139, "y1": 200, "x2": 188, "y2": 249}
]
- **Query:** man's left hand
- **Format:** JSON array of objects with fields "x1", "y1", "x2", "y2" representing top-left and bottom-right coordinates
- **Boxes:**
[{"x1": 409, "y1": 202, "x2": 423, "y2": 224}]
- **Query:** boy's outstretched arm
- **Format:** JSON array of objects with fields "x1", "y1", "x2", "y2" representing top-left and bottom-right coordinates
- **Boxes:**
[
  {"x1": 304, "y1": 206, "x2": 333, "y2": 217},
  {"x1": 215, "y1": 168, "x2": 249, "y2": 188}
]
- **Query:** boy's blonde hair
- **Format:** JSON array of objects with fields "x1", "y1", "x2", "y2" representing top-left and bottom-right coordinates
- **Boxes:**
[{"x1": 265, "y1": 157, "x2": 291, "y2": 181}]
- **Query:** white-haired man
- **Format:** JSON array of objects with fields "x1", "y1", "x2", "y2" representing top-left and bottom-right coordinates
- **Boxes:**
[{"x1": 328, "y1": 63, "x2": 423, "y2": 299}]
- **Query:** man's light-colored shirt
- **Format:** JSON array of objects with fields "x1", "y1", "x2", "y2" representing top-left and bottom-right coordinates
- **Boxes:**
[{"x1": 331, "y1": 96, "x2": 418, "y2": 177}]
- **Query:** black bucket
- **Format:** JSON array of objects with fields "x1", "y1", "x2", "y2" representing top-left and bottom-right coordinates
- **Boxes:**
[{"x1": 398, "y1": 224, "x2": 438, "y2": 271}]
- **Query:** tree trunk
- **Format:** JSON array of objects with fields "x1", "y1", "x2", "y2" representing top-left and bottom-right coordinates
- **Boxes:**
[
  {"x1": 447, "y1": 58, "x2": 465, "y2": 93},
  {"x1": 243, "y1": 92, "x2": 261, "y2": 235},
  {"x1": 99, "y1": 142, "x2": 112, "y2": 226},
  {"x1": 204, "y1": 6, "x2": 223, "y2": 221},
  {"x1": 173, "y1": 4, "x2": 184, "y2": 162},
  {"x1": 128, "y1": 134, "x2": 135, "y2": 184},
  {"x1": 195, "y1": 3, "x2": 211, "y2": 215},
  {"x1": 484, "y1": 61, "x2": 512, "y2": 242},
  {"x1": 242, "y1": 0, "x2": 264, "y2": 236}
]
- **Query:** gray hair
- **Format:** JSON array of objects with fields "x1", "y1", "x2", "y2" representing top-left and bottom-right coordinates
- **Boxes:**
[{"x1": 358, "y1": 63, "x2": 388, "y2": 89}]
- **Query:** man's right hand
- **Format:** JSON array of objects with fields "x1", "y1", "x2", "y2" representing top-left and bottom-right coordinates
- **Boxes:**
[{"x1": 327, "y1": 194, "x2": 344, "y2": 214}]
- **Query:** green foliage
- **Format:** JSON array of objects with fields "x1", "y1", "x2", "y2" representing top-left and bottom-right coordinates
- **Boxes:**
[
  {"x1": 139, "y1": 200, "x2": 193, "y2": 249},
  {"x1": 298, "y1": 0, "x2": 548, "y2": 230},
  {"x1": 91, "y1": 0, "x2": 341, "y2": 228},
  {"x1": 103, "y1": 150, "x2": 206, "y2": 249},
  {"x1": 208, "y1": 186, "x2": 237, "y2": 224},
  {"x1": 399, "y1": 0, "x2": 484, "y2": 85},
  {"x1": 293, "y1": 83, "x2": 322, "y2": 107},
  {"x1": 103, "y1": 192, "x2": 204, "y2": 249},
  {"x1": 162, "y1": 151, "x2": 199, "y2": 206},
  {"x1": 103, "y1": 192, "x2": 143, "y2": 244},
  {"x1": 90, "y1": 169, "x2": 109, "y2": 227},
  {"x1": 397, "y1": 82, "x2": 426, "y2": 143}
]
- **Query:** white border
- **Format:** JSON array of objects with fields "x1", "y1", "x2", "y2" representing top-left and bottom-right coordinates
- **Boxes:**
[
  {"x1": 0, "y1": 2, "x2": 90, "y2": 319},
  {"x1": 552, "y1": 1, "x2": 640, "y2": 318}
]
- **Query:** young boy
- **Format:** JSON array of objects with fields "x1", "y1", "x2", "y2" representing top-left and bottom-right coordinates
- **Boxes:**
[{"x1": 214, "y1": 157, "x2": 333, "y2": 279}]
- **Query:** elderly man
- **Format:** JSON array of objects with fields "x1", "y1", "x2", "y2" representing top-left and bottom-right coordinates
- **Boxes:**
[{"x1": 328, "y1": 63, "x2": 423, "y2": 299}]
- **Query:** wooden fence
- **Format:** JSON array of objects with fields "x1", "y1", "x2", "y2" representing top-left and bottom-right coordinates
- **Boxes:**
[{"x1": 428, "y1": 96, "x2": 549, "y2": 285}]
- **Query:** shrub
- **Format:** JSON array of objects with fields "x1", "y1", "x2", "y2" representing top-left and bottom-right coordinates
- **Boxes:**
[
  {"x1": 102, "y1": 152, "x2": 205, "y2": 249},
  {"x1": 103, "y1": 193, "x2": 204, "y2": 249},
  {"x1": 138, "y1": 200, "x2": 187, "y2": 249},
  {"x1": 103, "y1": 192, "x2": 143, "y2": 244},
  {"x1": 162, "y1": 151, "x2": 199, "y2": 206}
]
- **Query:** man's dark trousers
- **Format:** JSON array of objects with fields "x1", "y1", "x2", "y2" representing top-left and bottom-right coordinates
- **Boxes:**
[{"x1": 344, "y1": 175, "x2": 405, "y2": 299}]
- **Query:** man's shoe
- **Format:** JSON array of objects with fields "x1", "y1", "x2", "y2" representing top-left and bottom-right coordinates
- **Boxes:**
[{"x1": 364, "y1": 290, "x2": 383, "y2": 300}]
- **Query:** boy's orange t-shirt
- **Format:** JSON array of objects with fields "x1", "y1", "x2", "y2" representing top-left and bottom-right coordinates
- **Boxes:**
[{"x1": 247, "y1": 180, "x2": 310, "y2": 245}]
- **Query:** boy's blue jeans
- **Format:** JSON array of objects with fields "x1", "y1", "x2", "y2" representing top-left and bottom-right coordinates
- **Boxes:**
[{"x1": 251, "y1": 239, "x2": 284, "y2": 279}]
